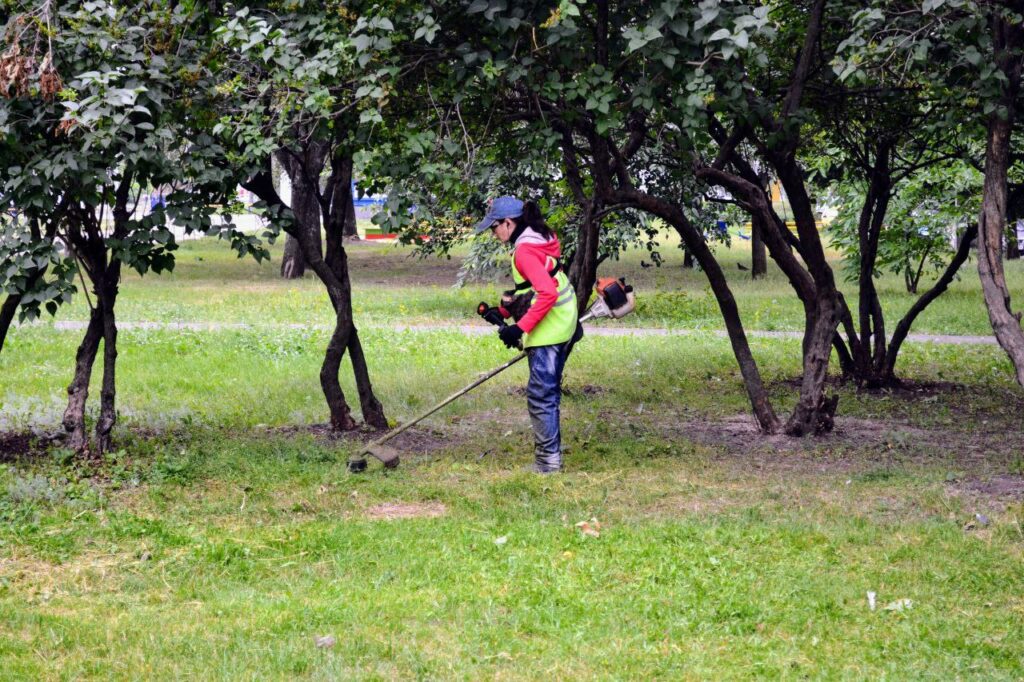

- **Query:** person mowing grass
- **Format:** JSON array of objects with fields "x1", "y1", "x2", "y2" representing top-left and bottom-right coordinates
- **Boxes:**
[{"x1": 476, "y1": 196, "x2": 579, "y2": 473}]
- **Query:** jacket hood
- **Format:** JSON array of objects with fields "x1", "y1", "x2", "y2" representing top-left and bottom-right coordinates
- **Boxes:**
[{"x1": 514, "y1": 227, "x2": 560, "y2": 254}]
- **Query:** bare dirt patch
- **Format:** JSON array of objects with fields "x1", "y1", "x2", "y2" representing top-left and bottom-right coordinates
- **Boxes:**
[
  {"x1": 671, "y1": 413, "x2": 1022, "y2": 464},
  {"x1": 347, "y1": 245, "x2": 464, "y2": 287},
  {"x1": 946, "y1": 474, "x2": 1024, "y2": 506},
  {"x1": 268, "y1": 423, "x2": 455, "y2": 455},
  {"x1": 364, "y1": 501, "x2": 447, "y2": 520},
  {"x1": 646, "y1": 409, "x2": 1024, "y2": 510},
  {"x1": 0, "y1": 431, "x2": 62, "y2": 463},
  {"x1": 775, "y1": 377, "x2": 976, "y2": 400},
  {"x1": 676, "y1": 414, "x2": 914, "y2": 458},
  {"x1": 856, "y1": 379, "x2": 969, "y2": 400}
]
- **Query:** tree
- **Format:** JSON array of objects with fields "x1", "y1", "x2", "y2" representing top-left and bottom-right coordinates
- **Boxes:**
[
  {"x1": 1, "y1": 1, "x2": 259, "y2": 452},
  {"x1": 836, "y1": 0, "x2": 1024, "y2": 387},
  {"x1": 976, "y1": 8, "x2": 1024, "y2": 386},
  {"x1": 215, "y1": 2, "x2": 400, "y2": 430},
  {"x1": 809, "y1": 85, "x2": 982, "y2": 385}
]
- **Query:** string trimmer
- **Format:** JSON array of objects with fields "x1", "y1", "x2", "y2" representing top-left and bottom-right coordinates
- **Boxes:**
[{"x1": 347, "y1": 278, "x2": 635, "y2": 473}]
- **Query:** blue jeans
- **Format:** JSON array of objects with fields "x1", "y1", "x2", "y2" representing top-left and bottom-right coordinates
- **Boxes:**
[{"x1": 526, "y1": 342, "x2": 569, "y2": 472}]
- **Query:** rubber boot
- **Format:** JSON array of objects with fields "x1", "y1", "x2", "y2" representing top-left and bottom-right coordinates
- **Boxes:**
[{"x1": 533, "y1": 450, "x2": 562, "y2": 473}]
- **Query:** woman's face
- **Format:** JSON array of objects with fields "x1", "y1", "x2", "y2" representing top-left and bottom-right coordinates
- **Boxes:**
[{"x1": 490, "y1": 218, "x2": 515, "y2": 243}]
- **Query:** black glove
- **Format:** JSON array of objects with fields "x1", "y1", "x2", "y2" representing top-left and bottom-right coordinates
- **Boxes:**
[{"x1": 498, "y1": 323, "x2": 524, "y2": 349}]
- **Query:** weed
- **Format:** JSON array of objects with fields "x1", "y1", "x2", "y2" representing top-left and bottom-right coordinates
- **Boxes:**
[{"x1": 5, "y1": 473, "x2": 63, "y2": 505}]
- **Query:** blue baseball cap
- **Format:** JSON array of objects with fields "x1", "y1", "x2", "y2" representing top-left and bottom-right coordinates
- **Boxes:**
[{"x1": 474, "y1": 196, "x2": 524, "y2": 234}]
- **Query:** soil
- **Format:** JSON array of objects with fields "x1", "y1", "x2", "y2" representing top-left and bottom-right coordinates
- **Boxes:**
[
  {"x1": 775, "y1": 376, "x2": 972, "y2": 396},
  {"x1": 268, "y1": 423, "x2": 455, "y2": 455},
  {"x1": 364, "y1": 501, "x2": 447, "y2": 520},
  {"x1": 855, "y1": 379, "x2": 971, "y2": 399},
  {"x1": 347, "y1": 246, "x2": 464, "y2": 287},
  {"x1": 946, "y1": 474, "x2": 1024, "y2": 505},
  {"x1": 637, "y1": 410, "x2": 1024, "y2": 512},
  {"x1": 656, "y1": 411, "x2": 1024, "y2": 477},
  {"x1": 0, "y1": 431, "x2": 62, "y2": 463}
]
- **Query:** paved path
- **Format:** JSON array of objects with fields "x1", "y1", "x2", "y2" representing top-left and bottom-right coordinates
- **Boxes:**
[{"x1": 44, "y1": 320, "x2": 999, "y2": 346}]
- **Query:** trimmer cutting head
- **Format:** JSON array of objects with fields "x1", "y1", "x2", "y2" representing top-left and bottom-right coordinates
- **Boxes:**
[
  {"x1": 348, "y1": 442, "x2": 401, "y2": 473},
  {"x1": 366, "y1": 443, "x2": 402, "y2": 468}
]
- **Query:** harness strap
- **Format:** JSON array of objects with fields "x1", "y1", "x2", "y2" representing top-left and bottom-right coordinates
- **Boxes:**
[{"x1": 513, "y1": 257, "x2": 562, "y2": 291}]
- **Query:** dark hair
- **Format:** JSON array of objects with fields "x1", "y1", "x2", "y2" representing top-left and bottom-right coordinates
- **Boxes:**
[{"x1": 511, "y1": 200, "x2": 555, "y2": 240}]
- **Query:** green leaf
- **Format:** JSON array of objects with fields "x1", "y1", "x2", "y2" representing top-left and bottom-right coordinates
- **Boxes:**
[
  {"x1": 694, "y1": 7, "x2": 719, "y2": 31},
  {"x1": 353, "y1": 34, "x2": 372, "y2": 53}
]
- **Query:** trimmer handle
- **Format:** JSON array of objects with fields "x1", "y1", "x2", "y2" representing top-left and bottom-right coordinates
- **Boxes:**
[{"x1": 477, "y1": 301, "x2": 506, "y2": 327}]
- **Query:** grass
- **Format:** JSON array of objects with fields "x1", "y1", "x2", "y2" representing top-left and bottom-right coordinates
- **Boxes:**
[
  {"x1": 1, "y1": 426, "x2": 1022, "y2": 679},
  {"x1": 21, "y1": 230, "x2": 1024, "y2": 333},
  {"x1": 1, "y1": 232, "x2": 1023, "y2": 679}
]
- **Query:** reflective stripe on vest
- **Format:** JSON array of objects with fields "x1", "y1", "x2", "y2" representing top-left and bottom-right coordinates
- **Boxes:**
[
  {"x1": 553, "y1": 282, "x2": 574, "y2": 306},
  {"x1": 511, "y1": 252, "x2": 578, "y2": 348}
]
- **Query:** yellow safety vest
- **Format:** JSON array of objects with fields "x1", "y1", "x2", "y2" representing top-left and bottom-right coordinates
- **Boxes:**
[{"x1": 511, "y1": 252, "x2": 578, "y2": 348}]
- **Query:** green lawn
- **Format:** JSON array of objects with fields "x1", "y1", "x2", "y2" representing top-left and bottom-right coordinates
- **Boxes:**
[
  {"x1": 1, "y1": 233, "x2": 1023, "y2": 679},
  {"x1": 23, "y1": 231, "x2": 1024, "y2": 334}
]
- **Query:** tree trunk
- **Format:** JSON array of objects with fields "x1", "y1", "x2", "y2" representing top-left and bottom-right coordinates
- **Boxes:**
[
  {"x1": 772, "y1": 159, "x2": 841, "y2": 435},
  {"x1": 885, "y1": 224, "x2": 977, "y2": 379},
  {"x1": 678, "y1": 220, "x2": 778, "y2": 432},
  {"x1": 568, "y1": 200, "x2": 602, "y2": 314},
  {"x1": 280, "y1": 234, "x2": 306, "y2": 279},
  {"x1": 832, "y1": 332, "x2": 855, "y2": 378},
  {"x1": 834, "y1": 293, "x2": 860, "y2": 378},
  {"x1": 848, "y1": 142, "x2": 894, "y2": 387},
  {"x1": 977, "y1": 16, "x2": 1024, "y2": 387},
  {"x1": 739, "y1": 0, "x2": 838, "y2": 433},
  {"x1": 0, "y1": 293, "x2": 22, "y2": 355},
  {"x1": 347, "y1": 328, "x2": 387, "y2": 428},
  {"x1": 95, "y1": 271, "x2": 120, "y2": 452},
  {"x1": 682, "y1": 248, "x2": 695, "y2": 269},
  {"x1": 0, "y1": 261, "x2": 50, "y2": 354},
  {"x1": 320, "y1": 314, "x2": 358, "y2": 430},
  {"x1": 323, "y1": 146, "x2": 387, "y2": 429},
  {"x1": 751, "y1": 213, "x2": 767, "y2": 278},
  {"x1": 63, "y1": 306, "x2": 103, "y2": 452},
  {"x1": 697, "y1": 164, "x2": 836, "y2": 432},
  {"x1": 248, "y1": 146, "x2": 387, "y2": 431},
  {"x1": 295, "y1": 144, "x2": 365, "y2": 430},
  {"x1": 343, "y1": 177, "x2": 359, "y2": 238},
  {"x1": 786, "y1": 295, "x2": 839, "y2": 436},
  {"x1": 555, "y1": 126, "x2": 602, "y2": 308},
  {"x1": 612, "y1": 188, "x2": 780, "y2": 433},
  {"x1": 277, "y1": 149, "x2": 324, "y2": 279}
]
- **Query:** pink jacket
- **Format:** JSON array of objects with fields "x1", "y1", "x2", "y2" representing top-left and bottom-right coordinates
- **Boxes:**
[{"x1": 503, "y1": 228, "x2": 563, "y2": 334}]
